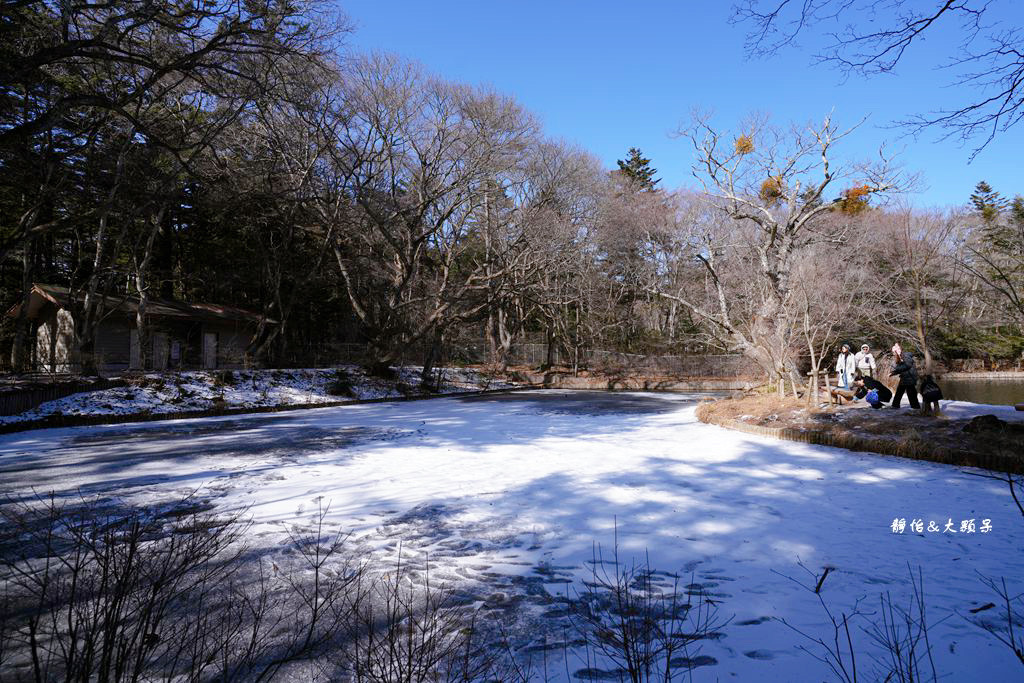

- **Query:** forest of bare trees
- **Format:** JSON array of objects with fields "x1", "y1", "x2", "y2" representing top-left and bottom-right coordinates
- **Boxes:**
[{"x1": 2, "y1": 0, "x2": 1023, "y2": 383}]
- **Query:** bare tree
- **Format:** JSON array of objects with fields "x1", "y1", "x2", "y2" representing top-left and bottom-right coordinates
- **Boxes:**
[
  {"x1": 325, "y1": 54, "x2": 541, "y2": 374},
  {"x1": 792, "y1": 244, "x2": 862, "y2": 402},
  {"x1": 647, "y1": 113, "x2": 901, "y2": 387},
  {"x1": 480, "y1": 142, "x2": 602, "y2": 370},
  {"x1": 731, "y1": 0, "x2": 1024, "y2": 156},
  {"x1": 858, "y1": 208, "x2": 968, "y2": 373}
]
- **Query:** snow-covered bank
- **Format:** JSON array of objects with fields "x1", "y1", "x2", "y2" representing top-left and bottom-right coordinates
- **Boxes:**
[
  {"x1": 939, "y1": 399, "x2": 1024, "y2": 421},
  {"x1": 0, "y1": 366, "x2": 518, "y2": 424},
  {"x1": 0, "y1": 390, "x2": 1020, "y2": 680}
]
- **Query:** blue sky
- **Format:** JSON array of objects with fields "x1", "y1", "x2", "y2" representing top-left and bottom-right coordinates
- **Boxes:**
[{"x1": 338, "y1": 1, "x2": 1022, "y2": 208}]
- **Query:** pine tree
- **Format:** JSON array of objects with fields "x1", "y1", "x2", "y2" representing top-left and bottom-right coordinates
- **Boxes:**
[
  {"x1": 616, "y1": 148, "x2": 660, "y2": 191},
  {"x1": 969, "y1": 180, "x2": 1007, "y2": 224},
  {"x1": 992, "y1": 194, "x2": 1024, "y2": 255}
]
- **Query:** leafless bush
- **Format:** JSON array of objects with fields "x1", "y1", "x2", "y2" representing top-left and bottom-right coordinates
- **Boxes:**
[
  {"x1": 965, "y1": 469, "x2": 1024, "y2": 669},
  {"x1": 864, "y1": 569, "x2": 939, "y2": 683},
  {"x1": 779, "y1": 562, "x2": 942, "y2": 683},
  {"x1": 571, "y1": 537, "x2": 726, "y2": 682},
  {"x1": 970, "y1": 574, "x2": 1024, "y2": 667},
  {"x1": 776, "y1": 562, "x2": 862, "y2": 683},
  {"x1": 0, "y1": 495, "x2": 357, "y2": 683},
  {"x1": 327, "y1": 551, "x2": 528, "y2": 683}
]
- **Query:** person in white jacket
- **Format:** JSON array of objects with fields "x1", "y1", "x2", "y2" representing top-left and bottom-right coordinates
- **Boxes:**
[
  {"x1": 854, "y1": 344, "x2": 877, "y2": 378},
  {"x1": 835, "y1": 343, "x2": 857, "y2": 389}
]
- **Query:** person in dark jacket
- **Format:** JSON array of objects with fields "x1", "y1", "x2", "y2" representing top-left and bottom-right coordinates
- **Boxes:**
[
  {"x1": 919, "y1": 374, "x2": 943, "y2": 414},
  {"x1": 852, "y1": 374, "x2": 893, "y2": 407},
  {"x1": 889, "y1": 343, "x2": 920, "y2": 409}
]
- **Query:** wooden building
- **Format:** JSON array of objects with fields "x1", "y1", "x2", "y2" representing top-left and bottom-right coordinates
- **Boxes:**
[{"x1": 8, "y1": 284, "x2": 272, "y2": 373}]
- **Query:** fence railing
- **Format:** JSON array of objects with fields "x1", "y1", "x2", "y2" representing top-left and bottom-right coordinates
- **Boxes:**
[
  {"x1": 0, "y1": 378, "x2": 124, "y2": 416},
  {"x1": 5, "y1": 340, "x2": 757, "y2": 383},
  {"x1": 270, "y1": 339, "x2": 759, "y2": 378}
]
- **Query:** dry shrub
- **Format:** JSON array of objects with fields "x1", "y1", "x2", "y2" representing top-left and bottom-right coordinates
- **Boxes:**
[
  {"x1": 892, "y1": 429, "x2": 931, "y2": 458},
  {"x1": 0, "y1": 495, "x2": 357, "y2": 682},
  {"x1": 212, "y1": 369, "x2": 237, "y2": 387},
  {"x1": 734, "y1": 134, "x2": 754, "y2": 155},
  {"x1": 326, "y1": 368, "x2": 355, "y2": 397},
  {"x1": 781, "y1": 563, "x2": 939, "y2": 683},
  {"x1": 572, "y1": 535, "x2": 726, "y2": 682},
  {"x1": 697, "y1": 394, "x2": 805, "y2": 425},
  {"x1": 326, "y1": 554, "x2": 525, "y2": 682},
  {"x1": 0, "y1": 494, "x2": 534, "y2": 683},
  {"x1": 759, "y1": 175, "x2": 784, "y2": 204},
  {"x1": 124, "y1": 374, "x2": 163, "y2": 390},
  {"x1": 836, "y1": 184, "x2": 872, "y2": 215}
]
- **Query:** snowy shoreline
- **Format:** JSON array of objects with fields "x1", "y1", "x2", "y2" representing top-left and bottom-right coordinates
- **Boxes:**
[
  {"x1": 0, "y1": 366, "x2": 520, "y2": 426},
  {"x1": 701, "y1": 393, "x2": 1024, "y2": 479}
]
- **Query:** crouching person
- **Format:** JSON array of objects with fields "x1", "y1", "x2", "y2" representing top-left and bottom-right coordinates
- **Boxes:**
[
  {"x1": 919, "y1": 374, "x2": 943, "y2": 415},
  {"x1": 852, "y1": 374, "x2": 893, "y2": 409}
]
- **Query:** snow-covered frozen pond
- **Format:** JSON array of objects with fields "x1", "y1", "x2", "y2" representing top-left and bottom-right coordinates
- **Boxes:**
[{"x1": 1, "y1": 389, "x2": 1021, "y2": 681}]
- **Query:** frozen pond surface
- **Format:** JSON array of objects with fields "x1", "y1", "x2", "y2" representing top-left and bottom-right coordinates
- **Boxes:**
[
  {"x1": 942, "y1": 376, "x2": 1024, "y2": 406},
  {"x1": 1, "y1": 390, "x2": 1022, "y2": 681}
]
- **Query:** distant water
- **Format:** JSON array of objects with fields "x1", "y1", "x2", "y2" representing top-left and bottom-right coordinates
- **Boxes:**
[{"x1": 940, "y1": 377, "x2": 1024, "y2": 406}]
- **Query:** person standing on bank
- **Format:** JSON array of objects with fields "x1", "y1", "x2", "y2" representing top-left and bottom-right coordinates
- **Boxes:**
[
  {"x1": 855, "y1": 344, "x2": 877, "y2": 378},
  {"x1": 889, "y1": 343, "x2": 920, "y2": 410},
  {"x1": 836, "y1": 343, "x2": 857, "y2": 389}
]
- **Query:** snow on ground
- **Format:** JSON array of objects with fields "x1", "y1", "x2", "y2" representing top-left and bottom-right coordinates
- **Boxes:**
[
  {"x1": 0, "y1": 366, "x2": 517, "y2": 423},
  {"x1": 1, "y1": 390, "x2": 1022, "y2": 680},
  {"x1": 940, "y1": 399, "x2": 1024, "y2": 422}
]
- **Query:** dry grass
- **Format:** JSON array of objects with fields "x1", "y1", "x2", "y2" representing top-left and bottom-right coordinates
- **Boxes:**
[
  {"x1": 695, "y1": 394, "x2": 806, "y2": 425},
  {"x1": 699, "y1": 394, "x2": 1024, "y2": 474}
]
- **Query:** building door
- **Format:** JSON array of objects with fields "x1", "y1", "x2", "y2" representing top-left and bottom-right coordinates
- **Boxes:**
[
  {"x1": 152, "y1": 332, "x2": 169, "y2": 370},
  {"x1": 203, "y1": 332, "x2": 217, "y2": 369},
  {"x1": 129, "y1": 329, "x2": 141, "y2": 370}
]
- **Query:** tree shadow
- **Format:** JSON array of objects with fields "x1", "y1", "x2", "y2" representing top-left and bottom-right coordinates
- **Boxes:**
[{"x1": 1, "y1": 389, "x2": 1020, "y2": 679}]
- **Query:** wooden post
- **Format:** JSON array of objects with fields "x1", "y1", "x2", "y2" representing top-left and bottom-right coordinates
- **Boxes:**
[{"x1": 807, "y1": 370, "x2": 820, "y2": 405}]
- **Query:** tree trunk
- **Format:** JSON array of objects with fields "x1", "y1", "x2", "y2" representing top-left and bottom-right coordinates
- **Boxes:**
[
  {"x1": 10, "y1": 240, "x2": 35, "y2": 373},
  {"x1": 496, "y1": 307, "x2": 514, "y2": 373},
  {"x1": 133, "y1": 208, "x2": 165, "y2": 371},
  {"x1": 420, "y1": 328, "x2": 444, "y2": 387},
  {"x1": 544, "y1": 323, "x2": 556, "y2": 370},
  {"x1": 75, "y1": 144, "x2": 130, "y2": 376},
  {"x1": 486, "y1": 309, "x2": 499, "y2": 368},
  {"x1": 914, "y1": 288, "x2": 933, "y2": 374}
]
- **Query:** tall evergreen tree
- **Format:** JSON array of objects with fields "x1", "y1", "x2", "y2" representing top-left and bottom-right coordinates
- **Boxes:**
[
  {"x1": 970, "y1": 180, "x2": 1007, "y2": 224},
  {"x1": 616, "y1": 148, "x2": 660, "y2": 191}
]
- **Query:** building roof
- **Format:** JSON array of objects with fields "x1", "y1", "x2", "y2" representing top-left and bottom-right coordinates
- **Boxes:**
[{"x1": 7, "y1": 284, "x2": 276, "y2": 325}]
